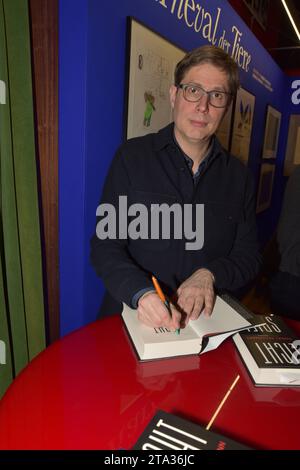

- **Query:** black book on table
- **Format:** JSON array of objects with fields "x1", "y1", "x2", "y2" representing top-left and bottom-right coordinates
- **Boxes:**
[
  {"x1": 133, "y1": 410, "x2": 251, "y2": 450},
  {"x1": 233, "y1": 314, "x2": 300, "y2": 387}
]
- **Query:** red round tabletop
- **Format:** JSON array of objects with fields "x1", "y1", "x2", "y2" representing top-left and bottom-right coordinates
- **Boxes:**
[{"x1": 0, "y1": 315, "x2": 300, "y2": 450}]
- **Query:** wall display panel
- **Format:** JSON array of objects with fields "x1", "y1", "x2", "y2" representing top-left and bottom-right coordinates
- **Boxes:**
[
  {"x1": 262, "y1": 105, "x2": 281, "y2": 159},
  {"x1": 230, "y1": 87, "x2": 255, "y2": 165},
  {"x1": 256, "y1": 163, "x2": 275, "y2": 213},
  {"x1": 125, "y1": 17, "x2": 185, "y2": 139}
]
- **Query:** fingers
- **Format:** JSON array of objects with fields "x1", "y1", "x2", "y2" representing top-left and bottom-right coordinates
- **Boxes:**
[
  {"x1": 137, "y1": 292, "x2": 181, "y2": 330},
  {"x1": 179, "y1": 290, "x2": 214, "y2": 320},
  {"x1": 177, "y1": 295, "x2": 195, "y2": 317},
  {"x1": 179, "y1": 296, "x2": 205, "y2": 324},
  {"x1": 202, "y1": 287, "x2": 215, "y2": 317},
  {"x1": 138, "y1": 293, "x2": 168, "y2": 326},
  {"x1": 175, "y1": 269, "x2": 216, "y2": 323},
  {"x1": 189, "y1": 298, "x2": 204, "y2": 320},
  {"x1": 136, "y1": 268, "x2": 215, "y2": 329},
  {"x1": 169, "y1": 303, "x2": 181, "y2": 330}
]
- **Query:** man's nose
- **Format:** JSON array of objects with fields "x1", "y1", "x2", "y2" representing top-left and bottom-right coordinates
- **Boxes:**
[{"x1": 195, "y1": 93, "x2": 209, "y2": 112}]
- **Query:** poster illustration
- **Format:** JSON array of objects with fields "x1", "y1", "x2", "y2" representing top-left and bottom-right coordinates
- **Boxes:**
[
  {"x1": 230, "y1": 87, "x2": 255, "y2": 164},
  {"x1": 126, "y1": 18, "x2": 185, "y2": 139}
]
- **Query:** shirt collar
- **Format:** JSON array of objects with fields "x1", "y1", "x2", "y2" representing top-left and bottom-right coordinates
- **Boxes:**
[
  {"x1": 153, "y1": 122, "x2": 226, "y2": 168},
  {"x1": 153, "y1": 122, "x2": 176, "y2": 151},
  {"x1": 172, "y1": 129, "x2": 214, "y2": 172}
]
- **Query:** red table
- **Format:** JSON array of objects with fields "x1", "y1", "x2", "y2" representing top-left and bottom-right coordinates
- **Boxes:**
[{"x1": 0, "y1": 315, "x2": 300, "y2": 450}]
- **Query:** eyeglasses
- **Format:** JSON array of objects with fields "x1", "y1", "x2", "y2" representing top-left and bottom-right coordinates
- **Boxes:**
[{"x1": 177, "y1": 83, "x2": 231, "y2": 108}]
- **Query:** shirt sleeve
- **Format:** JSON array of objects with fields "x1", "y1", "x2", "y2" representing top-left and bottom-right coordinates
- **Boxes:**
[
  {"x1": 131, "y1": 288, "x2": 156, "y2": 309},
  {"x1": 90, "y1": 146, "x2": 154, "y2": 306}
]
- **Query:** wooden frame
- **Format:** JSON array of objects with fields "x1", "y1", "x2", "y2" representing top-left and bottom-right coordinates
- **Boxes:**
[
  {"x1": 262, "y1": 105, "x2": 281, "y2": 159},
  {"x1": 256, "y1": 163, "x2": 275, "y2": 213},
  {"x1": 283, "y1": 114, "x2": 300, "y2": 176},
  {"x1": 215, "y1": 100, "x2": 234, "y2": 151},
  {"x1": 29, "y1": 0, "x2": 59, "y2": 343}
]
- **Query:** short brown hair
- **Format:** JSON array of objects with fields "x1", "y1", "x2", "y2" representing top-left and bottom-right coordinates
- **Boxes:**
[{"x1": 174, "y1": 45, "x2": 240, "y2": 98}]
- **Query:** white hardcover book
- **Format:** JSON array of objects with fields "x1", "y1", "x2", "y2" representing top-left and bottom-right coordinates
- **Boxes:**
[{"x1": 122, "y1": 295, "x2": 260, "y2": 361}]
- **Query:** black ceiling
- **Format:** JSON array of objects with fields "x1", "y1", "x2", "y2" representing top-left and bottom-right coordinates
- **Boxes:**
[{"x1": 229, "y1": 0, "x2": 300, "y2": 71}]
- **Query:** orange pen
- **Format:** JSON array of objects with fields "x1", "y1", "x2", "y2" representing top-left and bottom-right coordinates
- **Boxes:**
[{"x1": 152, "y1": 275, "x2": 180, "y2": 335}]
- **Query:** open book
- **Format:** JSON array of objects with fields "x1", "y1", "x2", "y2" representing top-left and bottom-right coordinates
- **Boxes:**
[
  {"x1": 122, "y1": 295, "x2": 263, "y2": 361},
  {"x1": 233, "y1": 314, "x2": 300, "y2": 387}
]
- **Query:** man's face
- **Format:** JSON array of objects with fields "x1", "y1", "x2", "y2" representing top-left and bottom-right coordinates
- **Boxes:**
[{"x1": 169, "y1": 62, "x2": 230, "y2": 148}]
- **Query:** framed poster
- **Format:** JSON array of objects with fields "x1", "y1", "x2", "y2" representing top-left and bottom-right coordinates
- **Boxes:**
[
  {"x1": 230, "y1": 87, "x2": 255, "y2": 165},
  {"x1": 283, "y1": 114, "x2": 300, "y2": 176},
  {"x1": 125, "y1": 18, "x2": 185, "y2": 139},
  {"x1": 262, "y1": 105, "x2": 281, "y2": 159},
  {"x1": 215, "y1": 100, "x2": 233, "y2": 151},
  {"x1": 256, "y1": 163, "x2": 275, "y2": 213}
]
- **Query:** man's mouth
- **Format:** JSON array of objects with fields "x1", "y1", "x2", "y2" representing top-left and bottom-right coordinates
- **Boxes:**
[{"x1": 190, "y1": 119, "x2": 207, "y2": 127}]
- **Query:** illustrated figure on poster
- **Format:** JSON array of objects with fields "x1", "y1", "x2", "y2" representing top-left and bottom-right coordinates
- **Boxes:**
[
  {"x1": 143, "y1": 91, "x2": 156, "y2": 127},
  {"x1": 238, "y1": 100, "x2": 251, "y2": 131}
]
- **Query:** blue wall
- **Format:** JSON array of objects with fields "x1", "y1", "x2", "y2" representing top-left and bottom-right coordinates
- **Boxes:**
[{"x1": 59, "y1": 0, "x2": 295, "y2": 336}]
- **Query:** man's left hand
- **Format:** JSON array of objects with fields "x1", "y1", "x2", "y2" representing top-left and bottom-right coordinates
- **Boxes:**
[{"x1": 176, "y1": 268, "x2": 215, "y2": 324}]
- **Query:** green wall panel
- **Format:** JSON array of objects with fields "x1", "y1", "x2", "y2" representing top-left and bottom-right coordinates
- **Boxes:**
[
  {"x1": 0, "y1": 0, "x2": 46, "y2": 397},
  {"x1": 0, "y1": 246, "x2": 13, "y2": 399},
  {"x1": 3, "y1": 0, "x2": 45, "y2": 360},
  {"x1": 0, "y1": 0, "x2": 29, "y2": 375}
]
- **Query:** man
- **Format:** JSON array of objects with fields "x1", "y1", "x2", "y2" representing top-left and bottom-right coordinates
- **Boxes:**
[{"x1": 90, "y1": 45, "x2": 261, "y2": 330}]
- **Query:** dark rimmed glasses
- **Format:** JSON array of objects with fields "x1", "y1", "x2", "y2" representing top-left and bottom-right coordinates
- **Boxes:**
[{"x1": 177, "y1": 83, "x2": 231, "y2": 108}]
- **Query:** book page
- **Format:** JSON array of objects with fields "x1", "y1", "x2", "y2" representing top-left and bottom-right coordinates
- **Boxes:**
[
  {"x1": 201, "y1": 331, "x2": 242, "y2": 353},
  {"x1": 122, "y1": 303, "x2": 203, "y2": 359},
  {"x1": 190, "y1": 296, "x2": 250, "y2": 337},
  {"x1": 123, "y1": 304, "x2": 200, "y2": 345}
]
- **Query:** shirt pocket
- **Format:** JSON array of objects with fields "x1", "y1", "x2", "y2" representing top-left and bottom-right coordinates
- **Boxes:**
[
  {"x1": 207, "y1": 201, "x2": 243, "y2": 223},
  {"x1": 205, "y1": 201, "x2": 243, "y2": 254},
  {"x1": 128, "y1": 189, "x2": 178, "y2": 252}
]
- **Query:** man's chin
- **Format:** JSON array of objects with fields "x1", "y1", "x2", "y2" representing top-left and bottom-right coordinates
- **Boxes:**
[{"x1": 188, "y1": 132, "x2": 211, "y2": 143}]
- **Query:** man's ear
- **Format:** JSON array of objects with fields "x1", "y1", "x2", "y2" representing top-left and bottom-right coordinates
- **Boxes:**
[{"x1": 169, "y1": 84, "x2": 177, "y2": 109}]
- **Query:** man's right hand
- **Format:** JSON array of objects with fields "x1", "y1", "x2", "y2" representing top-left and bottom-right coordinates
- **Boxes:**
[{"x1": 137, "y1": 291, "x2": 181, "y2": 331}]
